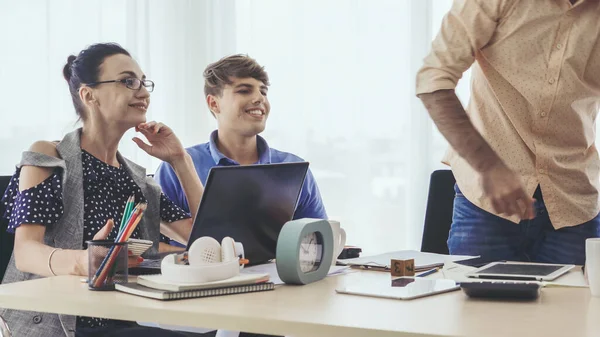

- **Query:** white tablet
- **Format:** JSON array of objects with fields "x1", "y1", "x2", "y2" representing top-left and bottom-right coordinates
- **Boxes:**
[
  {"x1": 335, "y1": 277, "x2": 460, "y2": 300},
  {"x1": 465, "y1": 261, "x2": 574, "y2": 281}
]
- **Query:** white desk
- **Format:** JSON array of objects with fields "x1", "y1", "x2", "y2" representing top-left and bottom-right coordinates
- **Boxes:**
[{"x1": 0, "y1": 271, "x2": 598, "y2": 337}]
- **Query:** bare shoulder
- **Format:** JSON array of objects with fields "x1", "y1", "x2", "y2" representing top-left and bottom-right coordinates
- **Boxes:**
[
  {"x1": 19, "y1": 141, "x2": 60, "y2": 191},
  {"x1": 28, "y1": 140, "x2": 59, "y2": 158}
]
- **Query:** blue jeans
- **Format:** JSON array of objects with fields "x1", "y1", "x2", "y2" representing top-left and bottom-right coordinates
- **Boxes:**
[{"x1": 447, "y1": 184, "x2": 600, "y2": 265}]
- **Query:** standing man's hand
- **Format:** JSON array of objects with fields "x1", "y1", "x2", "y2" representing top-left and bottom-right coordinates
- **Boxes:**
[
  {"x1": 480, "y1": 161, "x2": 535, "y2": 220},
  {"x1": 419, "y1": 90, "x2": 535, "y2": 220}
]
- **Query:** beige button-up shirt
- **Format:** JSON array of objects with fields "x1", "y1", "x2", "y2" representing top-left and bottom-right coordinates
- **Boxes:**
[{"x1": 416, "y1": 0, "x2": 600, "y2": 228}]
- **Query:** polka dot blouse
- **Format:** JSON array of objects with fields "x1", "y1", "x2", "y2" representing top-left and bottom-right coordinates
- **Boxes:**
[{"x1": 1, "y1": 149, "x2": 190, "y2": 329}]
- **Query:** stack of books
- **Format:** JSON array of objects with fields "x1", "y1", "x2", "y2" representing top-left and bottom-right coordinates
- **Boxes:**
[{"x1": 115, "y1": 272, "x2": 274, "y2": 300}]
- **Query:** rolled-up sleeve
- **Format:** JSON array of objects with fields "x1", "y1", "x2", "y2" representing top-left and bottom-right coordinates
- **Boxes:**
[{"x1": 416, "y1": 0, "x2": 517, "y2": 95}]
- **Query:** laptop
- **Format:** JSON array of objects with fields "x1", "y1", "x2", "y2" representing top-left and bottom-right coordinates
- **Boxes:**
[
  {"x1": 132, "y1": 162, "x2": 309, "y2": 274},
  {"x1": 186, "y1": 162, "x2": 310, "y2": 265}
]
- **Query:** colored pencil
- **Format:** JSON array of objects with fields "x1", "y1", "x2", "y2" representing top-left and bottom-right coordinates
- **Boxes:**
[
  {"x1": 91, "y1": 202, "x2": 147, "y2": 288},
  {"x1": 117, "y1": 195, "x2": 135, "y2": 237},
  {"x1": 119, "y1": 196, "x2": 134, "y2": 227},
  {"x1": 108, "y1": 195, "x2": 135, "y2": 279}
]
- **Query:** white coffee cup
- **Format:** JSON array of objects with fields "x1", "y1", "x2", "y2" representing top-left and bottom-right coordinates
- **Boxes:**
[
  {"x1": 586, "y1": 238, "x2": 600, "y2": 296},
  {"x1": 327, "y1": 220, "x2": 346, "y2": 266}
]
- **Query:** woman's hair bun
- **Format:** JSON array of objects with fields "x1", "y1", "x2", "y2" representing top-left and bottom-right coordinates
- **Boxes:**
[{"x1": 62, "y1": 55, "x2": 77, "y2": 81}]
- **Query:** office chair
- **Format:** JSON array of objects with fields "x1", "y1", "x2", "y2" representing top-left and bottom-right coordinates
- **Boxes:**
[
  {"x1": 0, "y1": 175, "x2": 11, "y2": 337},
  {"x1": 420, "y1": 170, "x2": 456, "y2": 255},
  {"x1": 0, "y1": 175, "x2": 13, "y2": 282}
]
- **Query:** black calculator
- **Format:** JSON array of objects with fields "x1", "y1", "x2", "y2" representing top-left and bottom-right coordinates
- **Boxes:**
[{"x1": 460, "y1": 281, "x2": 541, "y2": 300}]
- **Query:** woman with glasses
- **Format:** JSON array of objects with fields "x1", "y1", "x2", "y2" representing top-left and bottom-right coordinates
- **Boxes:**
[{"x1": 0, "y1": 43, "x2": 208, "y2": 337}]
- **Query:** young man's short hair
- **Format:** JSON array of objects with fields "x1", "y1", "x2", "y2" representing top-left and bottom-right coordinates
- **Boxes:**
[{"x1": 203, "y1": 54, "x2": 270, "y2": 98}]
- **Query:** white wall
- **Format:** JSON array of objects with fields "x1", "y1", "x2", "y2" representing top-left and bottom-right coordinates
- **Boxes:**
[{"x1": 0, "y1": 0, "x2": 479, "y2": 255}]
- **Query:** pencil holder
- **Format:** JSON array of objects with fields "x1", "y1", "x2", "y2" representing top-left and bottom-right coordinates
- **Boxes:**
[{"x1": 87, "y1": 240, "x2": 128, "y2": 291}]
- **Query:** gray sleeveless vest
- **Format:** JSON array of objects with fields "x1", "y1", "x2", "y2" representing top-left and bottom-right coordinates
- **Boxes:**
[{"x1": 0, "y1": 128, "x2": 161, "y2": 337}]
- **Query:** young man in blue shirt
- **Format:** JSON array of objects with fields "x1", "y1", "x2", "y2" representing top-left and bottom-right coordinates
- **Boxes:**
[{"x1": 154, "y1": 54, "x2": 327, "y2": 228}]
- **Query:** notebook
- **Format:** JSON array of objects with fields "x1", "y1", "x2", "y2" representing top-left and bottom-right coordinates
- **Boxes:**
[
  {"x1": 115, "y1": 282, "x2": 275, "y2": 300},
  {"x1": 137, "y1": 272, "x2": 271, "y2": 292}
]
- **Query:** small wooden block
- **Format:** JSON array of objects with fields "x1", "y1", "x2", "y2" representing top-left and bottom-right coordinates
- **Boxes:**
[{"x1": 391, "y1": 259, "x2": 415, "y2": 277}]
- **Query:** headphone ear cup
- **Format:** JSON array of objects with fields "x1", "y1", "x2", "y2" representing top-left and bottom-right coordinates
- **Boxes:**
[
  {"x1": 221, "y1": 237, "x2": 236, "y2": 262},
  {"x1": 188, "y1": 236, "x2": 222, "y2": 265}
]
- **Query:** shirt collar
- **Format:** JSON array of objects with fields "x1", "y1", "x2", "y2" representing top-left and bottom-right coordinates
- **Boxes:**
[
  {"x1": 208, "y1": 130, "x2": 272, "y2": 165},
  {"x1": 81, "y1": 149, "x2": 119, "y2": 183}
]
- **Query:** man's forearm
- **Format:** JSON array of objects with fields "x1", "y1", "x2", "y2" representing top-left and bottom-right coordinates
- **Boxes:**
[{"x1": 418, "y1": 89, "x2": 500, "y2": 172}]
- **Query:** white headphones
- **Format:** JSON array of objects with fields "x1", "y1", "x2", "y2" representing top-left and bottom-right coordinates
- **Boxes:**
[{"x1": 161, "y1": 236, "x2": 244, "y2": 284}]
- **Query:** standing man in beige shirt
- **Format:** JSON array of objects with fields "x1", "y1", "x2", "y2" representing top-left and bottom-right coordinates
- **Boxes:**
[{"x1": 417, "y1": 0, "x2": 600, "y2": 265}]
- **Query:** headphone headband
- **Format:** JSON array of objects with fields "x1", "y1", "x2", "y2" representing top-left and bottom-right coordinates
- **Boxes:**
[{"x1": 160, "y1": 236, "x2": 242, "y2": 284}]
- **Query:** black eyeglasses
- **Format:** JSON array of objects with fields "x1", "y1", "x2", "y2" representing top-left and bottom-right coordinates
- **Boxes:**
[{"x1": 86, "y1": 77, "x2": 155, "y2": 92}]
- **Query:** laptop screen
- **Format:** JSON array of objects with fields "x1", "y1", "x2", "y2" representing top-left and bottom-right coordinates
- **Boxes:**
[{"x1": 187, "y1": 162, "x2": 309, "y2": 265}]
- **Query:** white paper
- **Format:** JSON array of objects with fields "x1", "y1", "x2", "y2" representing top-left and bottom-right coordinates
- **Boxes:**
[
  {"x1": 339, "y1": 250, "x2": 477, "y2": 270},
  {"x1": 243, "y1": 262, "x2": 352, "y2": 285}
]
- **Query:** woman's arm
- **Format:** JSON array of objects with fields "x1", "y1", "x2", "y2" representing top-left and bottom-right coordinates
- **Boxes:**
[
  {"x1": 13, "y1": 141, "x2": 86, "y2": 276},
  {"x1": 158, "y1": 241, "x2": 185, "y2": 253},
  {"x1": 159, "y1": 218, "x2": 193, "y2": 246},
  {"x1": 14, "y1": 225, "x2": 83, "y2": 276},
  {"x1": 165, "y1": 153, "x2": 203, "y2": 222},
  {"x1": 133, "y1": 122, "x2": 204, "y2": 244},
  {"x1": 157, "y1": 154, "x2": 202, "y2": 245},
  {"x1": 133, "y1": 122, "x2": 203, "y2": 219},
  {"x1": 15, "y1": 219, "x2": 118, "y2": 276}
]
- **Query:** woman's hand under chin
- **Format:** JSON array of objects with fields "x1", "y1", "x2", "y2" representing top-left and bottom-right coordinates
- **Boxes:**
[{"x1": 132, "y1": 121, "x2": 187, "y2": 164}]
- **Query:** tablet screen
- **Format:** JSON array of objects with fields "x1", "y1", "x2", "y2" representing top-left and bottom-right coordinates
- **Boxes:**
[
  {"x1": 474, "y1": 263, "x2": 563, "y2": 276},
  {"x1": 336, "y1": 277, "x2": 459, "y2": 300}
]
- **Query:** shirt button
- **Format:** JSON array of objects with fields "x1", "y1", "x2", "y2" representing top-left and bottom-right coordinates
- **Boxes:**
[
  {"x1": 541, "y1": 111, "x2": 547, "y2": 117},
  {"x1": 32, "y1": 315, "x2": 42, "y2": 324},
  {"x1": 548, "y1": 78, "x2": 555, "y2": 84},
  {"x1": 538, "y1": 168, "x2": 546, "y2": 174},
  {"x1": 556, "y1": 43, "x2": 562, "y2": 50}
]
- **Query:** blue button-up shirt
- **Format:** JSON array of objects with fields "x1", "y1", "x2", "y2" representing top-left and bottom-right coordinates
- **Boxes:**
[{"x1": 154, "y1": 131, "x2": 328, "y2": 220}]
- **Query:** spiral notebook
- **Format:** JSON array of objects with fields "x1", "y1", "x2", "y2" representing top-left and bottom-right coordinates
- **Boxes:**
[
  {"x1": 115, "y1": 282, "x2": 275, "y2": 300},
  {"x1": 137, "y1": 272, "x2": 271, "y2": 292}
]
